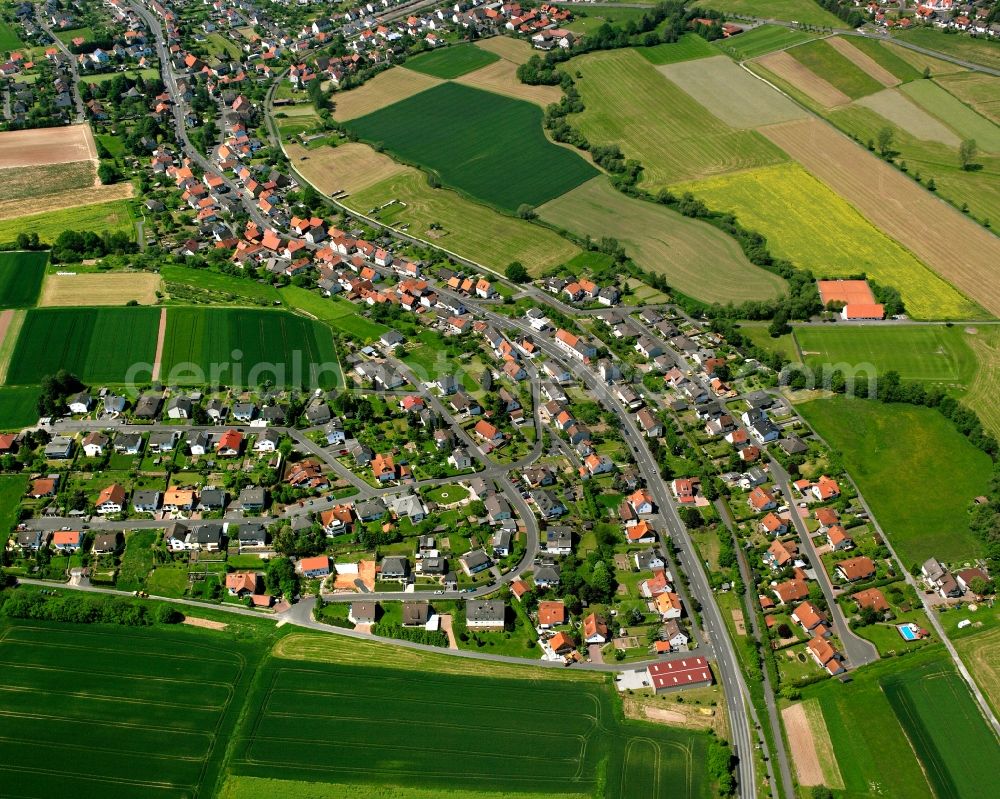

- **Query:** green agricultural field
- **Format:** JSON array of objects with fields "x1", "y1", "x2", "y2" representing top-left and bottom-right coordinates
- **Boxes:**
[
  {"x1": 348, "y1": 169, "x2": 581, "y2": 276},
  {"x1": 714, "y1": 24, "x2": 816, "y2": 60},
  {"x1": 838, "y1": 35, "x2": 922, "y2": 82},
  {"x1": 797, "y1": 648, "x2": 981, "y2": 798},
  {"x1": 228, "y1": 636, "x2": 710, "y2": 797},
  {"x1": 638, "y1": 33, "x2": 715, "y2": 65},
  {"x1": 882, "y1": 658, "x2": 1000, "y2": 799},
  {"x1": 740, "y1": 325, "x2": 801, "y2": 362},
  {"x1": 900, "y1": 79, "x2": 1000, "y2": 152},
  {"x1": 793, "y1": 325, "x2": 978, "y2": 386},
  {"x1": 672, "y1": 163, "x2": 981, "y2": 320},
  {"x1": 896, "y1": 27, "x2": 1000, "y2": 72},
  {"x1": 162, "y1": 264, "x2": 282, "y2": 303},
  {"x1": 0, "y1": 251, "x2": 46, "y2": 308},
  {"x1": 0, "y1": 386, "x2": 40, "y2": 429},
  {"x1": 404, "y1": 42, "x2": 500, "y2": 78},
  {"x1": 0, "y1": 21, "x2": 26, "y2": 50},
  {"x1": 344, "y1": 83, "x2": 597, "y2": 212},
  {"x1": 0, "y1": 619, "x2": 262, "y2": 799},
  {"x1": 797, "y1": 396, "x2": 991, "y2": 566},
  {"x1": 787, "y1": 39, "x2": 885, "y2": 99},
  {"x1": 936, "y1": 72, "x2": 1000, "y2": 125},
  {"x1": 539, "y1": 176, "x2": 787, "y2": 304},
  {"x1": 161, "y1": 307, "x2": 341, "y2": 389},
  {"x1": 568, "y1": 48, "x2": 787, "y2": 187},
  {"x1": 564, "y1": 6, "x2": 652, "y2": 34},
  {"x1": 0, "y1": 200, "x2": 135, "y2": 244},
  {"x1": 0, "y1": 474, "x2": 26, "y2": 535},
  {"x1": 702, "y1": 0, "x2": 844, "y2": 27},
  {"x1": 4, "y1": 307, "x2": 159, "y2": 385},
  {"x1": 278, "y1": 285, "x2": 390, "y2": 343}
]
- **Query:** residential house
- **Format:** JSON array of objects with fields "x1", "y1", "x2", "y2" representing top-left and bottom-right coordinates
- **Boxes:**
[
  {"x1": 583, "y1": 612, "x2": 609, "y2": 644},
  {"x1": 95, "y1": 483, "x2": 126, "y2": 514},
  {"x1": 835, "y1": 556, "x2": 876, "y2": 582},
  {"x1": 466, "y1": 599, "x2": 505, "y2": 629}
]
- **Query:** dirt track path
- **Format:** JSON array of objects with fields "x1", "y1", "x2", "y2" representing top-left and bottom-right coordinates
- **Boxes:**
[
  {"x1": 151, "y1": 308, "x2": 167, "y2": 381},
  {"x1": 0, "y1": 309, "x2": 20, "y2": 384}
]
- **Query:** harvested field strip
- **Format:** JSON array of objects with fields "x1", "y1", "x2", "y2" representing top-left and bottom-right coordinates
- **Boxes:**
[
  {"x1": 801, "y1": 699, "x2": 844, "y2": 788},
  {"x1": 348, "y1": 168, "x2": 580, "y2": 277},
  {"x1": 4, "y1": 306, "x2": 160, "y2": 385},
  {"x1": 454, "y1": 57, "x2": 563, "y2": 107},
  {"x1": 0, "y1": 251, "x2": 47, "y2": 309},
  {"x1": 0, "y1": 124, "x2": 97, "y2": 167},
  {"x1": 474, "y1": 36, "x2": 535, "y2": 64},
  {"x1": 568, "y1": 48, "x2": 787, "y2": 186},
  {"x1": 935, "y1": 72, "x2": 1000, "y2": 125},
  {"x1": 672, "y1": 163, "x2": 975, "y2": 319},
  {"x1": 954, "y1": 626, "x2": 1000, "y2": 715},
  {"x1": 539, "y1": 176, "x2": 787, "y2": 304},
  {"x1": 963, "y1": 327, "x2": 1000, "y2": 438},
  {"x1": 38, "y1": 272, "x2": 162, "y2": 307},
  {"x1": 0, "y1": 161, "x2": 95, "y2": 203},
  {"x1": 0, "y1": 311, "x2": 25, "y2": 385},
  {"x1": 856, "y1": 89, "x2": 960, "y2": 147},
  {"x1": 331, "y1": 68, "x2": 442, "y2": 121},
  {"x1": 287, "y1": 141, "x2": 406, "y2": 196},
  {"x1": 837, "y1": 36, "x2": 922, "y2": 82},
  {"x1": 755, "y1": 50, "x2": 851, "y2": 107},
  {"x1": 781, "y1": 702, "x2": 823, "y2": 787},
  {"x1": 0, "y1": 199, "x2": 135, "y2": 244},
  {"x1": 344, "y1": 82, "x2": 597, "y2": 212},
  {"x1": 826, "y1": 36, "x2": 898, "y2": 87},
  {"x1": 786, "y1": 39, "x2": 885, "y2": 98},
  {"x1": 0, "y1": 181, "x2": 134, "y2": 223},
  {"x1": 901, "y1": 79, "x2": 1000, "y2": 152},
  {"x1": 761, "y1": 117, "x2": 1000, "y2": 317},
  {"x1": 658, "y1": 55, "x2": 806, "y2": 129}
]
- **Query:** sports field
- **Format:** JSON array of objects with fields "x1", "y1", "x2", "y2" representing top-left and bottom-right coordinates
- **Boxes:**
[
  {"x1": 161, "y1": 307, "x2": 341, "y2": 389},
  {"x1": 345, "y1": 83, "x2": 597, "y2": 212},
  {"x1": 638, "y1": 34, "x2": 715, "y2": 66},
  {"x1": 936, "y1": 72, "x2": 1000, "y2": 125},
  {"x1": 539, "y1": 176, "x2": 787, "y2": 304},
  {"x1": 793, "y1": 325, "x2": 977, "y2": 386},
  {"x1": 786, "y1": 39, "x2": 885, "y2": 99},
  {"x1": 4, "y1": 306, "x2": 160, "y2": 385},
  {"x1": 672, "y1": 162, "x2": 979, "y2": 319},
  {"x1": 229, "y1": 636, "x2": 709, "y2": 797},
  {"x1": 882, "y1": 659, "x2": 1000, "y2": 799},
  {"x1": 700, "y1": 0, "x2": 843, "y2": 27},
  {"x1": 331, "y1": 68, "x2": 442, "y2": 121},
  {"x1": 568, "y1": 49, "x2": 786, "y2": 187},
  {"x1": 714, "y1": 24, "x2": 816, "y2": 60},
  {"x1": 404, "y1": 42, "x2": 499, "y2": 78},
  {"x1": 0, "y1": 199, "x2": 135, "y2": 244},
  {"x1": 659, "y1": 55, "x2": 807, "y2": 128},
  {"x1": 348, "y1": 169, "x2": 581, "y2": 276},
  {"x1": 856, "y1": 89, "x2": 961, "y2": 147},
  {"x1": 0, "y1": 620, "x2": 256, "y2": 799},
  {"x1": 797, "y1": 396, "x2": 991, "y2": 565},
  {"x1": 0, "y1": 251, "x2": 47, "y2": 308},
  {"x1": 900, "y1": 79, "x2": 1000, "y2": 152},
  {"x1": 761, "y1": 117, "x2": 1000, "y2": 318},
  {"x1": 896, "y1": 27, "x2": 1000, "y2": 72}
]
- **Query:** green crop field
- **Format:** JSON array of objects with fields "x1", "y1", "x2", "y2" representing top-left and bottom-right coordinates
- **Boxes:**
[
  {"x1": 702, "y1": 0, "x2": 844, "y2": 28},
  {"x1": 715, "y1": 24, "x2": 816, "y2": 60},
  {"x1": 0, "y1": 620, "x2": 260, "y2": 799},
  {"x1": 0, "y1": 251, "x2": 46, "y2": 308},
  {"x1": 228, "y1": 639, "x2": 710, "y2": 797},
  {"x1": 787, "y1": 39, "x2": 885, "y2": 99},
  {"x1": 797, "y1": 396, "x2": 991, "y2": 566},
  {"x1": 568, "y1": 48, "x2": 787, "y2": 187},
  {"x1": 882, "y1": 659, "x2": 1000, "y2": 799},
  {"x1": 797, "y1": 648, "x2": 995, "y2": 798},
  {"x1": 0, "y1": 473, "x2": 26, "y2": 534},
  {"x1": 672, "y1": 163, "x2": 980, "y2": 320},
  {"x1": 404, "y1": 42, "x2": 500, "y2": 78},
  {"x1": 0, "y1": 200, "x2": 135, "y2": 245},
  {"x1": 348, "y1": 169, "x2": 581, "y2": 276},
  {"x1": 896, "y1": 27, "x2": 1000, "y2": 72},
  {"x1": 4, "y1": 307, "x2": 160, "y2": 385},
  {"x1": 900, "y1": 79, "x2": 1000, "y2": 152},
  {"x1": 162, "y1": 264, "x2": 282, "y2": 303},
  {"x1": 936, "y1": 72, "x2": 1000, "y2": 126},
  {"x1": 838, "y1": 36, "x2": 922, "y2": 82},
  {"x1": 278, "y1": 285, "x2": 390, "y2": 343},
  {"x1": 0, "y1": 21, "x2": 26, "y2": 50},
  {"x1": 0, "y1": 386, "x2": 40, "y2": 429},
  {"x1": 565, "y1": 7, "x2": 651, "y2": 34},
  {"x1": 638, "y1": 34, "x2": 715, "y2": 65},
  {"x1": 539, "y1": 176, "x2": 787, "y2": 304},
  {"x1": 793, "y1": 325, "x2": 979, "y2": 385},
  {"x1": 161, "y1": 307, "x2": 341, "y2": 389},
  {"x1": 344, "y1": 83, "x2": 597, "y2": 212}
]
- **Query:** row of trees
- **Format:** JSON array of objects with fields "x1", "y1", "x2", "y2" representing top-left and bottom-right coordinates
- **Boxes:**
[{"x1": 2, "y1": 591, "x2": 182, "y2": 626}]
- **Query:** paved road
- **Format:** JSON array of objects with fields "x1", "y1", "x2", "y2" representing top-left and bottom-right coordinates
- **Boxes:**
[
  {"x1": 769, "y1": 461, "x2": 879, "y2": 669},
  {"x1": 38, "y1": 17, "x2": 86, "y2": 122}
]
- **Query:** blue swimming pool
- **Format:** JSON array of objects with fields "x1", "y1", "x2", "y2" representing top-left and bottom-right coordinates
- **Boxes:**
[{"x1": 897, "y1": 624, "x2": 919, "y2": 641}]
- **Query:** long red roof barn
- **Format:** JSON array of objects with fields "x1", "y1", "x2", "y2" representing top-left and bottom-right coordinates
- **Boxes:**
[{"x1": 647, "y1": 657, "x2": 713, "y2": 692}]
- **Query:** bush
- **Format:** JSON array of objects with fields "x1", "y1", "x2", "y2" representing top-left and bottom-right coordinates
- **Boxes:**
[{"x1": 1, "y1": 590, "x2": 178, "y2": 627}]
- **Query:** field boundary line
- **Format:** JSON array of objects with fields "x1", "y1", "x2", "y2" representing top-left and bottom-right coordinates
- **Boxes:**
[{"x1": 0, "y1": 308, "x2": 23, "y2": 384}]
